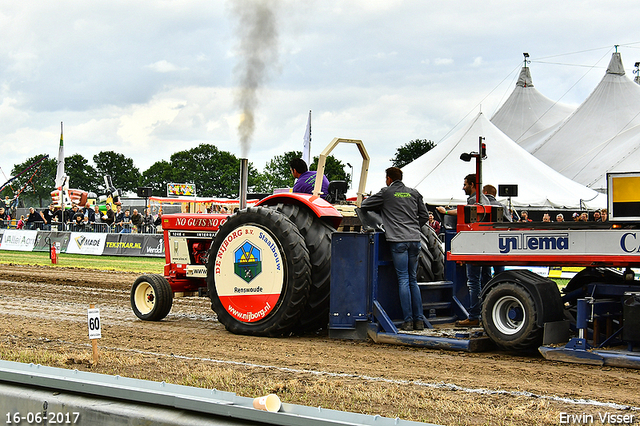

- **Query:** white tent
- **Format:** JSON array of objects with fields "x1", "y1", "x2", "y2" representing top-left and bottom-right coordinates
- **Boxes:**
[
  {"x1": 564, "y1": 123, "x2": 640, "y2": 192},
  {"x1": 491, "y1": 65, "x2": 574, "y2": 143},
  {"x1": 402, "y1": 112, "x2": 606, "y2": 210},
  {"x1": 528, "y1": 52, "x2": 640, "y2": 189}
]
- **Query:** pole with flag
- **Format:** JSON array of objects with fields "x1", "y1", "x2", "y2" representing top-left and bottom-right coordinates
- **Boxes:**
[
  {"x1": 55, "y1": 122, "x2": 65, "y2": 189},
  {"x1": 302, "y1": 110, "x2": 311, "y2": 165},
  {"x1": 53, "y1": 122, "x2": 70, "y2": 208}
]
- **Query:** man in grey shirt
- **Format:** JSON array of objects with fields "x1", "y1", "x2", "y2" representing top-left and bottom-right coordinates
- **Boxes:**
[{"x1": 361, "y1": 167, "x2": 429, "y2": 331}]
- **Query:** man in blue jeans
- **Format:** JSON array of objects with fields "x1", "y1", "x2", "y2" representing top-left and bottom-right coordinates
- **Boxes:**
[
  {"x1": 436, "y1": 173, "x2": 489, "y2": 327},
  {"x1": 361, "y1": 167, "x2": 429, "y2": 331}
]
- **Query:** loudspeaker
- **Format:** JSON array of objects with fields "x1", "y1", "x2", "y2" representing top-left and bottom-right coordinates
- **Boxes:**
[
  {"x1": 498, "y1": 184, "x2": 518, "y2": 197},
  {"x1": 137, "y1": 187, "x2": 152, "y2": 198}
]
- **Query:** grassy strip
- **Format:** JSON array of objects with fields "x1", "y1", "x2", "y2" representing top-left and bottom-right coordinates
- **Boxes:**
[
  {"x1": 0, "y1": 343, "x2": 565, "y2": 426},
  {"x1": 0, "y1": 250, "x2": 164, "y2": 274}
]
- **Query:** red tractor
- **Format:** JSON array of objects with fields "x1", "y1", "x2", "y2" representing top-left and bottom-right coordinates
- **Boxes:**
[{"x1": 130, "y1": 138, "x2": 445, "y2": 336}]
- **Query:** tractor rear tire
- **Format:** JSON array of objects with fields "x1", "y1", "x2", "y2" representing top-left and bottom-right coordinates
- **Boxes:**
[
  {"x1": 131, "y1": 274, "x2": 173, "y2": 321},
  {"x1": 417, "y1": 225, "x2": 445, "y2": 282},
  {"x1": 207, "y1": 207, "x2": 312, "y2": 337},
  {"x1": 270, "y1": 203, "x2": 335, "y2": 333},
  {"x1": 482, "y1": 282, "x2": 541, "y2": 352}
]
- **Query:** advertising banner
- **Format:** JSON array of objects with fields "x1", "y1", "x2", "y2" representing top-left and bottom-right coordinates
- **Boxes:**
[
  {"x1": 66, "y1": 232, "x2": 107, "y2": 255},
  {"x1": 0, "y1": 229, "x2": 164, "y2": 258},
  {"x1": 167, "y1": 182, "x2": 196, "y2": 196},
  {"x1": 0, "y1": 230, "x2": 38, "y2": 251},
  {"x1": 142, "y1": 234, "x2": 164, "y2": 257},
  {"x1": 103, "y1": 234, "x2": 164, "y2": 257},
  {"x1": 33, "y1": 231, "x2": 71, "y2": 253}
]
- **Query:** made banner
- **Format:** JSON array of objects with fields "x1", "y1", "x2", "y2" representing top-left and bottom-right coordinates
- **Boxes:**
[
  {"x1": 33, "y1": 231, "x2": 71, "y2": 253},
  {"x1": 0, "y1": 230, "x2": 38, "y2": 251},
  {"x1": 66, "y1": 232, "x2": 108, "y2": 255}
]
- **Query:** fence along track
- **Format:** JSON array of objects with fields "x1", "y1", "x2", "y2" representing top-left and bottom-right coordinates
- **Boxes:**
[{"x1": 0, "y1": 360, "x2": 432, "y2": 426}]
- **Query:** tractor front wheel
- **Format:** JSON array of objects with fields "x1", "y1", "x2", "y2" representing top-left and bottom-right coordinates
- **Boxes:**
[{"x1": 131, "y1": 274, "x2": 173, "y2": 321}]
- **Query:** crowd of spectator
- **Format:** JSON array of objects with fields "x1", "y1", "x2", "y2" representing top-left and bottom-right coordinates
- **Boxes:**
[
  {"x1": 517, "y1": 208, "x2": 608, "y2": 222},
  {"x1": 422, "y1": 206, "x2": 610, "y2": 236},
  {"x1": 0, "y1": 202, "x2": 163, "y2": 233}
]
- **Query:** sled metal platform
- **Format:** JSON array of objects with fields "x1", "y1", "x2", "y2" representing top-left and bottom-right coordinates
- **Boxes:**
[
  {"x1": 329, "y1": 232, "x2": 488, "y2": 352},
  {"x1": 539, "y1": 338, "x2": 640, "y2": 369}
]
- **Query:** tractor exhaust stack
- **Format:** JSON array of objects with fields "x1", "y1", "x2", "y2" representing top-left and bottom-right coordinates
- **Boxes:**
[{"x1": 239, "y1": 158, "x2": 248, "y2": 210}]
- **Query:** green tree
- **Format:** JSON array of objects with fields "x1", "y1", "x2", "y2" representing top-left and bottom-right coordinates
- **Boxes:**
[
  {"x1": 7, "y1": 155, "x2": 57, "y2": 208},
  {"x1": 93, "y1": 151, "x2": 141, "y2": 194},
  {"x1": 255, "y1": 150, "x2": 301, "y2": 193},
  {"x1": 65, "y1": 153, "x2": 99, "y2": 194},
  {"x1": 141, "y1": 160, "x2": 176, "y2": 196},
  {"x1": 169, "y1": 144, "x2": 260, "y2": 198},
  {"x1": 391, "y1": 139, "x2": 435, "y2": 168},
  {"x1": 310, "y1": 155, "x2": 349, "y2": 185},
  {"x1": 255, "y1": 151, "x2": 350, "y2": 194}
]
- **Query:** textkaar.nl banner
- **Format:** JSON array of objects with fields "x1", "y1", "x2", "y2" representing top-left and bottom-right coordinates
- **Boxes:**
[
  {"x1": 0, "y1": 230, "x2": 38, "y2": 251},
  {"x1": 103, "y1": 234, "x2": 164, "y2": 257},
  {"x1": 66, "y1": 232, "x2": 108, "y2": 255}
]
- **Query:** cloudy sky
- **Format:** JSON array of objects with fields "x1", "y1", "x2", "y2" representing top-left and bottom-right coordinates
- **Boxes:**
[{"x1": 1, "y1": 0, "x2": 640, "y2": 194}]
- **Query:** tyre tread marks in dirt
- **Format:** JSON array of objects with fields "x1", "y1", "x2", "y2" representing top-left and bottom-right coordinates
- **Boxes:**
[
  {"x1": 131, "y1": 274, "x2": 173, "y2": 321},
  {"x1": 271, "y1": 203, "x2": 334, "y2": 332},
  {"x1": 207, "y1": 207, "x2": 312, "y2": 337},
  {"x1": 482, "y1": 282, "x2": 541, "y2": 352},
  {"x1": 417, "y1": 225, "x2": 445, "y2": 282}
]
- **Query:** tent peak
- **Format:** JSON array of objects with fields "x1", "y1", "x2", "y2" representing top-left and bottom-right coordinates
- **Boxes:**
[
  {"x1": 607, "y1": 52, "x2": 625, "y2": 76},
  {"x1": 516, "y1": 66, "x2": 534, "y2": 88}
]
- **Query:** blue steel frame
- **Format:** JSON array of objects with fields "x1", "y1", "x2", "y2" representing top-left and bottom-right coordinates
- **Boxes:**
[{"x1": 329, "y1": 231, "x2": 490, "y2": 352}]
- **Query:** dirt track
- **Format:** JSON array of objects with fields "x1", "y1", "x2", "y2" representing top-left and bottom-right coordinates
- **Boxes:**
[{"x1": 0, "y1": 263, "x2": 639, "y2": 425}]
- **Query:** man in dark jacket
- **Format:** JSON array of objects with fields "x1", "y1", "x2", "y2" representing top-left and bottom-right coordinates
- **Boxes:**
[
  {"x1": 102, "y1": 204, "x2": 115, "y2": 227},
  {"x1": 26, "y1": 207, "x2": 45, "y2": 230},
  {"x1": 0, "y1": 207, "x2": 8, "y2": 229},
  {"x1": 130, "y1": 209, "x2": 143, "y2": 233},
  {"x1": 42, "y1": 204, "x2": 56, "y2": 228},
  {"x1": 83, "y1": 202, "x2": 95, "y2": 222},
  {"x1": 65, "y1": 204, "x2": 79, "y2": 223},
  {"x1": 360, "y1": 167, "x2": 429, "y2": 331}
]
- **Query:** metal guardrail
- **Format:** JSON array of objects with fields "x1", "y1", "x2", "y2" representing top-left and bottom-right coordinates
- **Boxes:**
[
  {"x1": 0, "y1": 360, "x2": 434, "y2": 426},
  {"x1": 0, "y1": 220, "x2": 158, "y2": 234}
]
